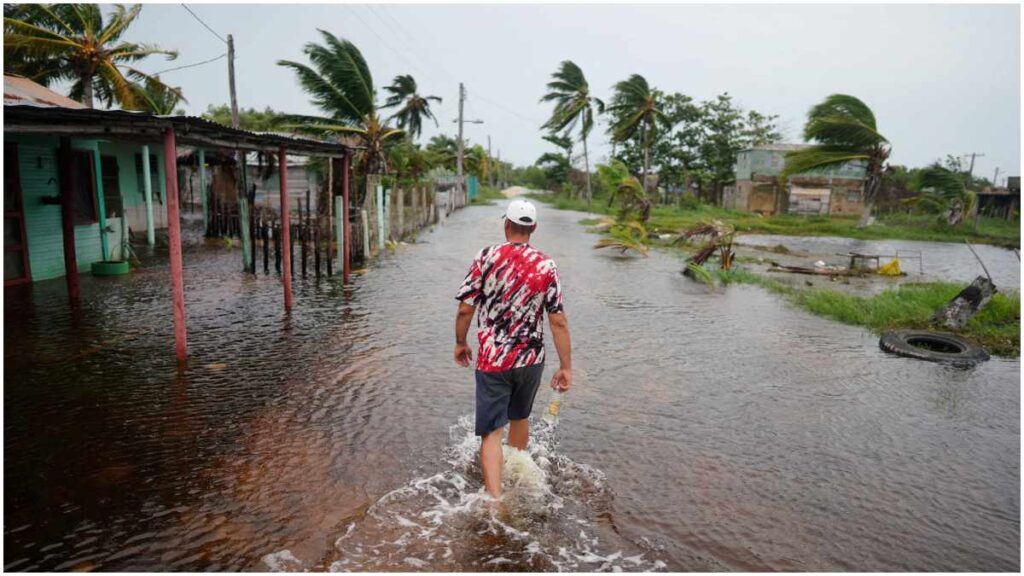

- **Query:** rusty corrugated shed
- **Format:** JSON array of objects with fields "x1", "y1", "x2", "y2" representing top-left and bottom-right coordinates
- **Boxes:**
[{"x1": 3, "y1": 73, "x2": 86, "y2": 109}]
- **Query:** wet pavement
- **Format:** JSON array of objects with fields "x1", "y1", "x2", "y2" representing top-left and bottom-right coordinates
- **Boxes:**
[{"x1": 3, "y1": 202, "x2": 1020, "y2": 571}]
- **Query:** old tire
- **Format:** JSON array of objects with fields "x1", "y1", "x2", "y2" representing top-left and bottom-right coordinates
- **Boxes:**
[
  {"x1": 91, "y1": 260, "x2": 130, "y2": 277},
  {"x1": 879, "y1": 330, "x2": 989, "y2": 364}
]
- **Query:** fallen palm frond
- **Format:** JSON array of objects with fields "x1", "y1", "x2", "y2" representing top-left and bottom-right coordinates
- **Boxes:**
[
  {"x1": 678, "y1": 220, "x2": 736, "y2": 277},
  {"x1": 593, "y1": 221, "x2": 649, "y2": 256},
  {"x1": 685, "y1": 262, "x2": 715, "y2": 292}
]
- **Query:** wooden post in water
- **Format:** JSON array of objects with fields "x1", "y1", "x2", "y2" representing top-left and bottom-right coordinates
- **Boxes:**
[
  {"x1": 266, "y1": 218, "x2": 274, "y2": 274},
  {"x1": 198, "y1": 148, "x2": 208, "y2": 235},
  {"x1": 342, "y1": 152, "x2": 351, "y2": 284},
  {"x1": 314, "y1": 225, "x2": 321, "y2": 278},
  {"x1": 163, "y1": 128, "x2": 188, "y2": 363},
  {"x1": 300, "y1": 198, "x2": 308, "y2": 278},
  {"x1": 57, "y1": 137, "x2": 80, "y2": 302},
  {"x1": 142, "y1": 144, "x2": 155, "y2": 246},
  {"x1": 362, "y1": 208, "x2": 370, "y2": 262},
  {"x1": 279, "y1": 146, "x2": 293, "y2": 311},
  {"x1": 274, "y1": 222, "x2": 281, "y2": 273}
]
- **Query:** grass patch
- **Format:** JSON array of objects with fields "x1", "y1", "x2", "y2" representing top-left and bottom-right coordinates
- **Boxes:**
[
  {"x1": 718, "y1": 271, "x2": 1021, "y2": 357},
  {"x1": 470, "y1": 185, "x2": 507, "y2": 205},
  {"x1": 531, "y1": 194, "x2": 1020, "y2": 247}
]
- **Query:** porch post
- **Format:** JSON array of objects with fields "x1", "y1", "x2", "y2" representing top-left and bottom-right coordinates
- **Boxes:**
[
  {"x1": 376, "y1": 183, "x2": 385, "y2": 251},
  {"x1": 163, "y1": 128, "x2": 188, "y2": 363},
  {"x1": 198, "y1": 148, "x2": 208, "y2": 234},
  {"x1": 58, "y1": 137, "x2": 79, "y2": 302},
  {"x1": 238, "y1": 151, "x2": 252, "y2": 272},
  {"x1": 91, "y1": 142, "x2": 109, "y2": 260},
  {"x1": 142, "y1": 144, "x2": 155, "y2": 245},
  {"x1": 342, "y1": 151, "x2": 351, "y2": 284},
  {"x1": 279, "y1": 146, "x2": 293, "y2": 311}
]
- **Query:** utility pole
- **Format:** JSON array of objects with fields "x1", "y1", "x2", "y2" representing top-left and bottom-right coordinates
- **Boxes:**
[
  {"x1": 993, "y1": 167, "x2": 1000, "y2": 188},
  {"x1": 457, "y1": 83, "x2": 465, "y2": 184},
  {"x1": 487, "y1": 135, "x2": 495, "y2": 189},
  {"x1": 454, "y1": 82, "x2": 483, "y2": 201},
  {"x1": 965, "y1": 152, "x2": 985, "y2": 189},
  {"x1": 227, "y1": 34, "x2": 240, "y2": 129}
]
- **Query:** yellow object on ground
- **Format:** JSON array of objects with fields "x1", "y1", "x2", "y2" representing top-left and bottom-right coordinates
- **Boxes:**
[{"x1": 878, "y1": 258, "x2": 902, "y2": 276}]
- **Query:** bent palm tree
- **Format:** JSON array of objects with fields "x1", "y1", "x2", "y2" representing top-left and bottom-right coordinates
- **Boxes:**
[
  {"x1": 277, "y1": 30, "x2": 403, "y2": 198},
  {"x1": 541, "y1": 60, "x2": 604, "y2": 206},
  {"x1": 606, "y1": 74, "x2": 667, "y2": 193},
  {"x1": 383, "y1": 74, "x2": 441, "y2": 141},
  {"x1": 913, "y1": 164, "x2": 975, "y2": 225},
  {"x1": 781, "y1": 94, "x2": 890, "y2": 227},
  {"x1": 4, "y1": 3, "x2": 178, "y2": 108},
  {"x1": 126, "y1": 73, "x2": 185, "y2": 115}
]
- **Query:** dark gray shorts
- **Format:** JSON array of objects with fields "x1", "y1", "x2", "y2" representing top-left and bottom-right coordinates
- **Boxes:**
[{"x1": 475, "y1": 363, "x2": 545, "y2": 437}]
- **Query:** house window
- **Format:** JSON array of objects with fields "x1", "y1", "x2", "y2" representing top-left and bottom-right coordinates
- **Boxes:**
[
  {"x1": 101, "y1": 155, "x2": 122, "y2": 218},
  {"x1": 135, "y1": 153, "x2": 161, "y2": 204},
  {"x1": 72, "y1": 150, "x2": 98, "y2": 224}
]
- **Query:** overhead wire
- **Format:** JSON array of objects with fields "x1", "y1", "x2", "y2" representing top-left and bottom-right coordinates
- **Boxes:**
[{"x1": 180, "y1": 4, "x2": 226, "y2": 44}]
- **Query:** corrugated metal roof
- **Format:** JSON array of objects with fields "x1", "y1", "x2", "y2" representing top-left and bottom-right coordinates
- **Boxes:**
[
  {"x1": 3, "y1": 73, "x2": 350, "y2": 156},
  {"x1": 3, "y1": 73, "x2": 86, "y2": 109}
]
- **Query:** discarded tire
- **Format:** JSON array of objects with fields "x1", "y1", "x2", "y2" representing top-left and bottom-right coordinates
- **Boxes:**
[{"x1": 879, "y1": 330, "x2": 989, "y2": 364}]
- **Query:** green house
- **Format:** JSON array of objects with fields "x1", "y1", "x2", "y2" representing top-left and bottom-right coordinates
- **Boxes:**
[{"x1": 4, "y1": 74, "x2": 174, "y2": 285}]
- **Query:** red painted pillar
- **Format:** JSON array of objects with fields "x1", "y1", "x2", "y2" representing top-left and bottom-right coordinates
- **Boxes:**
[
  {"x1": 342, "y1": 150, "x2": 351, "y2": 284},
  {"x1": 57, "y1": 137, "x2": 79, "y2": 302},
  {"x1": 163, "y1": 128, "x2": 188, "y2": 363},
  {"x1": 279, "y1": 146, "x2": 293, "y2": 311}
]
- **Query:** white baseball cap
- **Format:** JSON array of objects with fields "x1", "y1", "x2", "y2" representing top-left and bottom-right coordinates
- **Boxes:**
[{"x1": 504, "y1": 199, "x2": 538, "y2": 226}]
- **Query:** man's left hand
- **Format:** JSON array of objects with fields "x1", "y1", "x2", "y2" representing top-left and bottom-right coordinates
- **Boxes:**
[{"x1": 454, "y1": 343, "x2": 473, "y2": 367}]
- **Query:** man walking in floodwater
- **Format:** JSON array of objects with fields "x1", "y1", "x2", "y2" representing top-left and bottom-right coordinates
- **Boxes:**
[{"x1": 453, "y1": 199, "x2": 572, "y2": 499}]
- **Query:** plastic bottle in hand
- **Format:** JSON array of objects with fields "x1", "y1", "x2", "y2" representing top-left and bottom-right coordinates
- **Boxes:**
[{"x1": 542, "y1": 387, "x2": 567, "y2": 425}]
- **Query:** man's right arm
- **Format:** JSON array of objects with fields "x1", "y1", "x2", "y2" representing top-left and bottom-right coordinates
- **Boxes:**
[{"x1": 548, "y1": 312, "x2": 572, "y2": 391}]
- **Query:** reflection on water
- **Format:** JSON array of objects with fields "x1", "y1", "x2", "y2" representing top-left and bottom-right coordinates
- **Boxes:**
[{"x1": 3, "y1": 203, "x2": 1020, "y2": 571}]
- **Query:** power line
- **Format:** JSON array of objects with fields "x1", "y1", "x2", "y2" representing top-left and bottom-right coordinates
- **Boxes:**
[
  {"x1": 122, "y1": 53, "x2": 227, "y2": 91},
  {"x1": 181, "y1": 4, "x2": 226, "y2": 44}
]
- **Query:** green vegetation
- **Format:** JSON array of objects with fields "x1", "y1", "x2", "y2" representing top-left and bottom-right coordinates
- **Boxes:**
[
  {"x1": 383, "y1": 74, "x2": 442, "y2": 141},
  {"x1": 469, "y1": 185, "x2": 505, "y2": 205},
  {"x1": 4, "y1": 3, "x2": 178, "y2": 109},
  {"x1": 781, "y1": 94, "x2": 890, "y2": 226},
  {"x1": 532, "y1": 194, "x2": 1019, "y2": 247},
  {"x1": 718, "y1": 270, "x2": 1020, "y2": 357},
  {"x1": 541, "y1": 60, "x2": 603, "y2": 204}
]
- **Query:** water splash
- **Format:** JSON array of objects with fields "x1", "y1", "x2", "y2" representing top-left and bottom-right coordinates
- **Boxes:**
[{"x1": 322, "y1": 416, "x2": 664, "y2": 571}]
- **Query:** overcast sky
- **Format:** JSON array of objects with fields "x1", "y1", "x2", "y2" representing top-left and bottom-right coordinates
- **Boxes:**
[{"x1": 118, "y1": 3, "x2": 1020, "y2": 181}]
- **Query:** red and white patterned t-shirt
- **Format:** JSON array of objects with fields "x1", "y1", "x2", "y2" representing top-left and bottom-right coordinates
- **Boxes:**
[{"x1": 455, "y1": 242, "x2": 564, "y2": 373}]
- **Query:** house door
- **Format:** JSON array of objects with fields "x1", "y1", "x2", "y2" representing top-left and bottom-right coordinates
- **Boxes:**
[{"x1": 4, "y1": 143, "x2": 32, "y2": 285}]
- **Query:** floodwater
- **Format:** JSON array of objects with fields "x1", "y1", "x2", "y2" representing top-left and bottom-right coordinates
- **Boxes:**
[
  {"x1": 736, "y1": 233, "x2": 1021, "y2": 288},
  {"x1": 4, "y1": 202, "x2": 1020, "y2": 571}
]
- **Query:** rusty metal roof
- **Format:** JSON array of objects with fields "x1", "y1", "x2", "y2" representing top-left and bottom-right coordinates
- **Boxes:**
[
  {"x1": 4, "y1": 104, "x2": 349, "y2": 157},
  {"x1": 4, "y1": 73, "x2": 87, "y2": 109},
  {"x1": 3, "y1": 73, "x2": 349, "y2": 156}
]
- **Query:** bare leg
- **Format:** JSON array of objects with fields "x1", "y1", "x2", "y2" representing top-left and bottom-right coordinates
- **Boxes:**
[
  {"x1": 508, "y1": 418, "x2": 529, "y2": 451},
  {"x1": 480, "y1": 427, "x2": 504, "y2": 498}
]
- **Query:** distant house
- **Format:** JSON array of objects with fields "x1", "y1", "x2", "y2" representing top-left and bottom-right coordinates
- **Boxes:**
[
  {"x1": 724, "y1": 144, "x2": 868, "y2": 216},
  {"x1": 976, "y1": 176, "x2": 1020, "y2": 220}
]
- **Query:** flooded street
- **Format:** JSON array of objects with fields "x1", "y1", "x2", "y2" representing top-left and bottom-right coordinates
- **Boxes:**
[{"x1": 4, "y1": 201, "x2": 1020, "y2": 571}]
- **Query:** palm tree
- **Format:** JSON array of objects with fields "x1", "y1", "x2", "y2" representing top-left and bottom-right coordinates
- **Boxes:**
[
  {"x1": 4, "y1": 4, "x2": 178, "y2": 108},
  {"x1": 781, "y1": 94, "x2": 890, "y2": 227},
  {"x1": 383, "y1": 74, "x2": 441, "y2": 141},
  {"x1": 606, "y1": 74, "x2": 667, "y2": 195},
  {"x1": 126, "y1": 73, "x2": 185, "y2": 115},
  {"x1": 541, "y1": 60, "x2": 604, "y2": 206},
  {"x1": 277, "y1": 30, "x2": 404, "y2": 199},
  {"x1": 912, "y1": 163, "x2": 975, "y2": 225}
]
